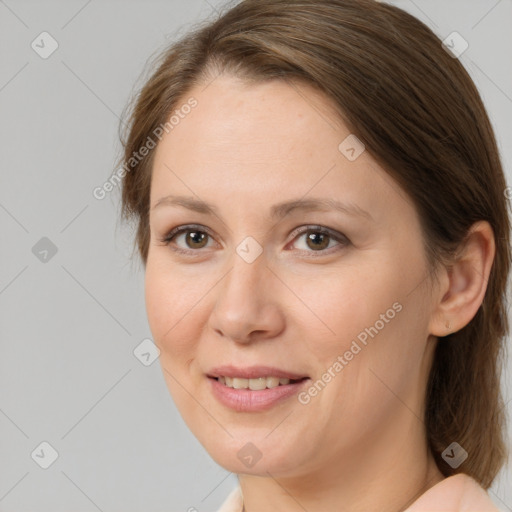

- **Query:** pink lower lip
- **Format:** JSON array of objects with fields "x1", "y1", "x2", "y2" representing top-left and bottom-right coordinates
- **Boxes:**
[{"x1": 208, "y1": 376, "x2": 310, "y2": 412}]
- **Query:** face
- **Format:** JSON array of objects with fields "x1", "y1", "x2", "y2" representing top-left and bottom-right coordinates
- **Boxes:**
[{"x1": 145, "y1": 74, "x2": 438, "y2": 478}]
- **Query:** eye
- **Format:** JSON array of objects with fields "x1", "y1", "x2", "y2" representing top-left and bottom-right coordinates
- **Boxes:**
[
  {"x1": 288, "y1": 225, "x2": 349, "y2": 256},
  {"x1": 157, "y1": 224, "x2": 350, "y2": 257},
  {"x1": 157, "y1": 224, "x2": 216, "y2": 255}
]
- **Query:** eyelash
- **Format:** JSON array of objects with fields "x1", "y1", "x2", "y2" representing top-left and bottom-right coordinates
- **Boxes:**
[{"x1": 157, "y1": 224, "x2": 350, "y2": 258}]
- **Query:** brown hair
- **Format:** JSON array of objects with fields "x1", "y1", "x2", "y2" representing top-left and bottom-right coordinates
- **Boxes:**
[{"x1": 117, "y1": 0, "x2": 511, "y2": 488}]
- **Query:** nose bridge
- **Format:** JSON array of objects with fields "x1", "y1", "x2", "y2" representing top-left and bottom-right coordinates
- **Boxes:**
[
  {"x1": 221, "y1": 246, "x2": 268, "y2": 312},
  {"x1": 210, "y1": 244, "x2": 283, "y2": 341},
  {"x1": 223, "y1": 229, "x2": 269, "y2": 294}
]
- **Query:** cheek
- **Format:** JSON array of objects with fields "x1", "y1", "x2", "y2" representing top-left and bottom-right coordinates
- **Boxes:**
[
  {"x1": 296, "y1": 264, "x2": 405, "y2": 366},
  {"x1": 144, "y1": 262, "x2": 204, "y2": 360},
  {"x1": 299, "y1": 257, "x2": 429, "y2": 425},
  {"x1": 314, "y1": 263, "x2": 430, "y2": 409}
]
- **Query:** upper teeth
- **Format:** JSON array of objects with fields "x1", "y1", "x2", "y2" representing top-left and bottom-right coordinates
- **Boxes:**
[{"x1": 218, "y1": 376, "x2": 292, "y2": 390}]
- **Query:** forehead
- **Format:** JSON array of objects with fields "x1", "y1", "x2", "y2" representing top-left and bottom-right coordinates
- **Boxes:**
[
  {"x1": 153, "y1": 75, "x2": 342, "y2": 164},
  {"x1": 149, "y1": 74, "x2": 412, "y2": 222}
]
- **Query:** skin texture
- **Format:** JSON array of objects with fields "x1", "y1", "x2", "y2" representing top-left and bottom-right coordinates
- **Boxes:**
[{"x1": 145, "y1": 74, "x2": 495, "y2": 512}]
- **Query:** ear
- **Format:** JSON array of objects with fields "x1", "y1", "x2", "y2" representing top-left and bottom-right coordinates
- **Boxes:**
[{"x1": 429, "y1": 221, "x2": 496, "y2": 337}]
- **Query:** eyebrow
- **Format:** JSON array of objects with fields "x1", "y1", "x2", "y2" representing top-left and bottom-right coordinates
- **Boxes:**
[{"x1": 151, "y1": 194, "x2": 373, "y2": 221}]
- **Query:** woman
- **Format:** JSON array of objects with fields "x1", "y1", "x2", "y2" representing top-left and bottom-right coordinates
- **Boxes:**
[{"x1": 117, "y1": 0, "x2": 510, "y2": 510}]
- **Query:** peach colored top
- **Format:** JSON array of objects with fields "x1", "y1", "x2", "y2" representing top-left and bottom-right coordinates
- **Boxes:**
[{"x1": 217, "y1": 474, "x2": 500, "y2": 512}]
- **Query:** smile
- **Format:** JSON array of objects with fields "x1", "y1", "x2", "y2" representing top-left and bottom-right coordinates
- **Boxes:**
[
  {"x1": 215, "y1": 376, "x2": 306, "y2": 390},
  {"x1": 207, "y1": 375, "x2": 310, "y2": 412}
]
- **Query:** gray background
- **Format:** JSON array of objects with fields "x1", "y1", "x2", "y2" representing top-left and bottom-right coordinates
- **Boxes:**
[{"x1": 0, "y1": 0, "x2": 511, "y2": 511}]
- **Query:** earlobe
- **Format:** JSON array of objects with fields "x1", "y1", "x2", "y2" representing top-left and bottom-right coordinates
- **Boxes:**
[{"x1": 429, "y1": 221, "x2": 496, "y2": 337}]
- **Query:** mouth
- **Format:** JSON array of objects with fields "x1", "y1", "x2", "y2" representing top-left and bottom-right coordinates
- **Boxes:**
[
  {"x1": 206, "y1": 365, "x2": 310, "y2": 389},
  {"x1": 207, "y1": 375, "x2": 309, "y2": 390},
  {"x1": 205, "y1": 365, "x2": 310, "y2": 411}
]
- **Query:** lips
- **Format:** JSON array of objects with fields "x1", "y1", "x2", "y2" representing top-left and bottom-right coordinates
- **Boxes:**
[{"x1": 207, "y1": 372, "x2": 311, "y2": 412}]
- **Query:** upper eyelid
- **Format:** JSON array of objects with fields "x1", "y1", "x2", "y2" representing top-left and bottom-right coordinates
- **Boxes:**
[{"x1": 164, "y1": 224, "x2": 217, "y2": 242}]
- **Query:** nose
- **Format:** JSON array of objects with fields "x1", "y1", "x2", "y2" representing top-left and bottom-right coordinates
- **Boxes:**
[{"x1": 208, "y1": 251, "x2": 285, "y2": 344}]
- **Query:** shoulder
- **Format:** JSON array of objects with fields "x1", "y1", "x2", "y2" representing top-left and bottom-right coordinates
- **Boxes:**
[
  {"x1": 404, "y1": 473, "x2": 500, "y2": 512},
  {"x1": 217, "y1": 485, "x2": 243, "y2": 512},
  {"x1": 216, "y1": 475, "x2": 500, "y2": 512}
]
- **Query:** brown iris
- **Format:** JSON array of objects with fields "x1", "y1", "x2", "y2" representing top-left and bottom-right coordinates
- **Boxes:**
[
  {"x1": 186, "y1": 230, "x2": 208, "y2": 249},
  {"x1": 305, "y1": 231, "x2": 330, "y2": 251}
]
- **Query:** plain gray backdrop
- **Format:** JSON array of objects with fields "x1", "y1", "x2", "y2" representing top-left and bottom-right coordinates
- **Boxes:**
[{"x1": 1, "y1": 0, "x2": 511, "y2": 511}]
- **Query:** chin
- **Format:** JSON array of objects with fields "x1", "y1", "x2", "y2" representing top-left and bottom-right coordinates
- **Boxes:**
[{"x1": 195, "y1": 430, "x2": 306, "y2": 476}]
